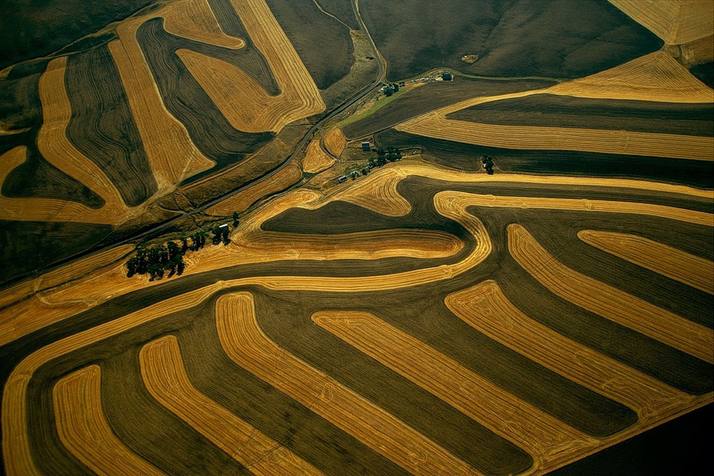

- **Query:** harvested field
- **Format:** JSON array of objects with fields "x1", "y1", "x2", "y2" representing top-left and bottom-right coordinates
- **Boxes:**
[
  {"x1": 313, "y1": 310, "x2": 596, "y2": 470},
  {"x1": 110, "y1": 14, "x2": 215, "y2": 190},
  {"x1": 65, "y1": 45, "x2": 157, "y2": 207},
  {"x1": 0, "y1": 146, "x2": 121, "y2": 224},
  {"x1": 329, "y1": 167, "x2": 411, "y2": 217},
  {"x1": 360, "y1": 0, "x2": 660, "y2": 80},
  {"x1": 548, "y1": 51, "x2": 714, "y2": 103},
  {"x1": 215, "y1": 292, "x2": 481, "y2": 475},
  {"x1": 36, "y1": 57, "x2": 131, "y2": 218},
  {"x1": 448, "y1": 94, "x2": 714, "y2": 137},
  {"x1": 137, "y1": 20, "x2": 274, "y2": 172},
  {"x1": 446, "y1": 281, "x2": 690, "y2": 424},
  {"x1": 323, "y1": 127, "x2": 347, "y2": 157},
  {"x1": 343, "y1": 78, "x2": 555, "y2": 139},
  {"x1": 52, "y1": 365, "x2": 164, "y2": 475},
  {"x1": 140, "y1": 335, "x2": 322, "y2": 475},
  {"x1": 609, "y1": 0, "x2": 714, "y2": 44},
  {"x1": 177, "y1": 0, "x2": 325, "y2": 133},
  {"x1": 163, "y1": 0, "x2": 245, "y2": 49},
  {"x1": 302, "y1": 138, "x2": 335, "y2": 174},
  {"x1": 0, "y1": 244, "x2": 133, "y2": 310},
  {"x1": 508, "y1": 224, "x2": 714, "y2": 364},
  {"x1": 578, "y1": 230, "x2": 714, "y2": 294},
  {"x1": 207, "y1": 163, "x2": 303, "y2": 215},
  {"x1": 266, "y1": 0, "x2": 353, "y2": 89}
]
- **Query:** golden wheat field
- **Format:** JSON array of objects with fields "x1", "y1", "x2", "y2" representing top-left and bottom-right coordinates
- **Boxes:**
[{"x1": 1, "y1": 0, "x2": 713, "y2": 474}]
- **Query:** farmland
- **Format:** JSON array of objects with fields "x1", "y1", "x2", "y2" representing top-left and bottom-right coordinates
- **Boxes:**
[{"x1": 1, "y1": 0, "x2": 713, "y2": 475}]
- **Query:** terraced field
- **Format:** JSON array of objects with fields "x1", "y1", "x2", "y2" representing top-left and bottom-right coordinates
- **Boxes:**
[{"x1": 1, "y1": 0, "x2": 713, "y2": 474}]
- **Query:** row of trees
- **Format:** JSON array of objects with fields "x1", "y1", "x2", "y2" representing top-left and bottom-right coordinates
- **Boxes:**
[{"x1": 126, "y1": 212, "x2": 240, "y2": 281}]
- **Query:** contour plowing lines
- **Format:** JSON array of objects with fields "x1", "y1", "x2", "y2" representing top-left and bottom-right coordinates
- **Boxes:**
[
  {"x1": 2, "y1": 158, "x2": 713, "y2": 475},
  {"x1": 0, "y1": 0, "x2": 323, "y2": 225}
]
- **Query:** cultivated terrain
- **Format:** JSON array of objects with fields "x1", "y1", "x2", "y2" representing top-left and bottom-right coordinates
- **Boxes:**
[{"x1": 1, "y1": 0, "x2": 713, "y2": 474}]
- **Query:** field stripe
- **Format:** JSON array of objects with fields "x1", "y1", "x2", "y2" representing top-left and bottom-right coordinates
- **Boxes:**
[
  {"x1": 578, "y1": 230, "x2": 714, "y2": 294},
  {"x1": 313, "y1": 310, "x2": 596, "y2": 470},
  {"x1": 178, "y1": 0, "x2": 325, "y2": 133},
  {"x1": 331, "y1": 167, "x2": 412, "y2": 217},
  {"x1": 508, "y1": 224, "x2": 714, "y2": 363},
  {"x1": 52, "y1": 365, "x2": 164, "y2": 475},
  {"x1": 302, "y1": 138, "x2": 335, "y2": 173},
  {"x1": 163, "y1": 0, "x2": 246, "y2": 49},
  {"x1": 215, "y1": 292, "x2": 481, "y2": 475},
  {"x1": 140, "y1": 335, "x2": 322, "y2": 475},
  {"x1": 445, "y1": 280, "x2": 689, "y2": 424},
  {"x1": 400, "y1": 113, "x2": 714, "y2": 161},
  {"x1": 0, "y1": 146, "x2": 119, "y2": 224},
  {"x1": 110, "y1": 16, "x2": 214, "y2": 190},
  {"x1": 609, "y1": 0, "x2": 713, "y2": 44}
]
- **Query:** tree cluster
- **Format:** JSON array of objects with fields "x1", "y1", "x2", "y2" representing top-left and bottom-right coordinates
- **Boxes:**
[
  {"x1": 126, "y1": 212, "x2": 240, "y2": 281},
  {"x1": 481, "y1": 155, "x2": 495, "y2": 175},
  {"x1": 382, "y1": 82, "x2": 400, "y2": 97}
]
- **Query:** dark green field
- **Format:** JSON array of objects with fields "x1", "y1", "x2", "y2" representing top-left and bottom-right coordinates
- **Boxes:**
[
  {"x1": 0, "y1": 0, "x2": 154, "y2": 69},
  {"x1": 448, "y1": 93, "x2": 714, "y2": 136},
  {"x1": 360, "y1": 0, "x2": 662, "y2": 80}
]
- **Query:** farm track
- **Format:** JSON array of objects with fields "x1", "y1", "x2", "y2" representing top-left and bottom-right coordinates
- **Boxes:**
[
  {"x1": 313, "y1": 311, "x2": 595, "y2": 471},
  {"x1": 508, "y1": 224, "x2": 714, "y2": 364},
  {"x1": 216, "y1": 292, "x2": 481, "y2": 475},
  {"x1": 52, "y1": 365, "x2": 164, "y2": 475},
  {"x1": 140, "y1": 335, "x2": 323, "y2": 475},
  {"x1": 578, "y1": 230, "x2": 714, "y2": 294}
]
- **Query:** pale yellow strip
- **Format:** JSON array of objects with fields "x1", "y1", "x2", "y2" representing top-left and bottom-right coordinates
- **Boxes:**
[
  {"x1": 579, "y1": 230, "x2": 714, "y2": 294},
  {"x1": 53, "y1": 365, "x2": 164, "y2": 475},
  {"x1": 445, "y1": 281, "x2": 690, "y2": 424},
  {"x1": 163, "y1": 0, "x2": 245, "y2": 49},
  {"x1": 216, "y1": 292, "x2": 481, "y2": 475},
  {"x1": 313, "y1": 310, "x2": 595, "y2": 470},
  {"x1": 400, "y1": 113, "x2": 714, "y2": 161},
  {"x1": 111, "y1": 16, "x2": 214, "y2": 190},
  {"x1": 508, "y1": 224, "x2": 714, "y2": 363},
  {"x1": 609, "y1": 0, "x2": 714, "y2": 44},
  {"x1": 140, "y1": 335, "x2": 322, "y2": 475}
]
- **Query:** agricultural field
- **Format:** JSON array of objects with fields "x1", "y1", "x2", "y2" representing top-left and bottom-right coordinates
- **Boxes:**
[{"x1": 1, "y1": 0, "x2": 712, "y2": 475}]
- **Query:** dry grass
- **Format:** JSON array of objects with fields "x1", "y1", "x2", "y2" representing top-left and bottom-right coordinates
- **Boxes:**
[
  {"x1": 52, "y1": 365, "x2": 164, "y2": 475},
  {"x1": 609, "y1": 0, "x2": 714, "y2": 44},
  {"x1": 302, "y1": 138, "x2": 335, "y2": 174},
  {"x1": 140, "y1": 335, "x2": 322, "y2": 475},
  {"x1": 323, "y1": 127, "x2": 347, "y2": 157},
  {"x1": 163, "y1": 0, "x2": 245, "y2": 49},
  {"x1": 446, "y1": 281, "x2": 690, "y2": 425},
  {"x1": 110, "y1": 15, "x2": 214, "y2": 191},
  {"x1": 508, "y1": 224, "x2": 714, "y2": 364},
  {"x1": 313, "y1": 310, "x2": 595, "y2": 470},
  {"x1": 668, "y1": 34, "x2": 714, "y2": 66},
  {"x1": 177, "y1": 0, "x2": 325, "y2": 133},
  {"x1": 3, "y1": 161, "x2": 711, "y2": 345},
  {"x1": 207, "y1": 163, "x2": 303, "y2": 215},
  {"x1": 215, "y1": 292, "x2": 480, "y2": 475},
  {"x1": 578, "y1": 230, "x2": 714, "y2": 294}
]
